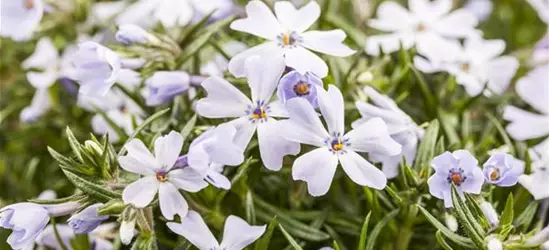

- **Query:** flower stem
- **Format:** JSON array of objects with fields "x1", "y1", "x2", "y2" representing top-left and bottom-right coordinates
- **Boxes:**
[{"x1": 51, "y1": 218, "x2": 69, "y2": 250}]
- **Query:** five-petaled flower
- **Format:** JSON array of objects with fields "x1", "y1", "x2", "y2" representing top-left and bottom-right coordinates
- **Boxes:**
[
  {"x1": 195, "y1": 55, "x2": 300, "y2": 171},
  {"x1": 228, "y1": 0, "x2": 355, "y2": 78},
  {"x1": 482, "y1": 152, "x2": 524, "y2": 187},
  {"x1": 0, "y1": 0, "x2": 44, "y2": 41},
  {"x1": 279, "y1": 85, "x2": 401, "y2": 196},
  {"x1": 167, "y1": 210, "x2": 266, "y2": 250},
  {"x1": 277, "y1": 70, "x2": 323, "y2": 108},
  {"x1": 353, "y1": 86, "x2": 424, "y2": 179},
  {"x1": 73, "y1": 41, "x2": 122, "y2": 97},
  {"x1": 366, "y1": 0, "x2": 480, "y2": 56},
  {"x1": 428, "y1": 150, "x2": 484, "y2": 207}
]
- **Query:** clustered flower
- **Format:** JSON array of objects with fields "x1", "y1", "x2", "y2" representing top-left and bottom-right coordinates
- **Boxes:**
[{"x1": 1, "y1": 0, "x2": 548, "y2": 249}]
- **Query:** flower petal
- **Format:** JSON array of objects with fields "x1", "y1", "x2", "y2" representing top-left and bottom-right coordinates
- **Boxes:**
[
  {"x1": 368, "y1": 1, "x2": 413, "y2": 31},
  {"x1": 365, "y1": 33, "x2": 415, "y2": 56},
  {"x1": 206, "y1": 167, "x2": 231, "y2": 190},
  {"x1": 228, "y1": 42, "x2": 280, "y2": 78},
  {"x1": 118, "y1": 155, "x2": 156, "y2": 176},
  {"x1": 230, "y1": 0, "x2": 282, "y2": 40},
  {"x1": 515, "y1": 65, "x2": 549, "y2": 114},
  {"x1": 228, "y1": 117, "x2": 258, "y2": 151},
  {"x1": 195, "y1": 76, "x2": 252, "y2": 118},
  {"x1": 22, "y1": 37, "x2": 59, "y2": 70},
  {"x1": 123, "y1": 139, "x2": 160, "y2": 171},
  {"x1": 167, "y1": 211, "x2": 219, "y2": 249},
  {"x1": 317, "y1": 85, "x2": 345, "y2": 135},
  {"x1": 503, "y1": 106, "x2": 549, "y2": 140},
  {"x1": 246, "y1": 53, "x2": 285, "y2": 103},
  {"x1": 285, "y1": 47, "x2": 328, "y2": 78},
  {"x1": 280, "y1": 97, "x2": 329, "y2": 147},
  {"x1": 338, "y1": 150, "x2": 387, "y2": 189},
  {"x1": 158, "y1": 182, "x2": 188, "y2": 220},
  {"x1": 301, "y1": 30, "x2": 356, "y2": 57},
  {"x1": 292, "y1": 147, "x2": 338, "y2": 196},
  {"x1": 433, "y1": 9, "x2": 479, "y2": 38},
  {"x1": 485, "y1": 56, "x2": 519, "y2": 94},
  {"x1": 220, "y1": 215, "x2": 266, "y2": 249},
  {"x1": 257, "y1": 119, "x2": 300, "y2": 171},
  {"x1": 168, "y1": 168, "x2": 209, "y2": 193},
  {"x1": 346, "y1": 117, "x2": 401, "y2": 155},
  {"x1": 274, "y1": 0, "x2": 320, "y2": 32},
  {"x1": 122, "y1": 176, "x2": 159, "y2": 208},
  {"x1": 431, "y1": 151, "x2": 458, "y2": 173},
  {"x1": 155, "y1": 131, "x2": 184, "y2": 171}
]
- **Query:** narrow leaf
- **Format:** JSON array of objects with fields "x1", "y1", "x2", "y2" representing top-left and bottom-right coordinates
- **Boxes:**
[
  {"x1": 365, "y1": 209, "x2": 399, "y2": 250},
  {"x1": 417, "y1": 206, "x2": 475, "y2": 248},
  {"x1": 118, "y1": 108, "x2": 170, "y2": 156},
  {"x1": 279, "y1": 224, "x2": 304, "y2": 250},
  {"x1": 254, "y1": 216, "x2": 278, "y2": 250},
  {"x1": 357, "y1": 211, "x2": 372, "y2": 250}
]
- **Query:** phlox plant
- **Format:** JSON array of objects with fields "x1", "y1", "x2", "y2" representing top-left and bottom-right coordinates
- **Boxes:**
[{"x1": 0, "y1": 0, "x2": 548, "y2": 250}]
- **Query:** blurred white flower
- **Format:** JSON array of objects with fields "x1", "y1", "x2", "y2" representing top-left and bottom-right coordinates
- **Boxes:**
[
  {"x1": 0, "y1": 0, "x2": 44, "y2": 41},
  {"x1": 229, "y1": 0, "x2": 355, "y2": 78},
  {"x1": 68, "y1": 203, "x2": 109, "y2": 234},
  {"x1": 464, "y1": 0, "x2": 493, "y2": 22},
  {"x1": 115, "y1": 0, "x2": 194, "y2": 28},
  {"x1": 366, "y1": 0, "x2": 479, "y2": 56},
  {"x1": 0, "y1": 203, "x2": 50, "y2": 249},
  {"x1": 280, "y1": 85, "x2": 401, "y2": 196},
  {"x1": 167, "y1": 211, "x2": 266, "y2": 250},
  {"x1": 196, "y1": 55, "x2": 300, "y2": 171},
  {"x1": 353, "y1": 86, "x2": 424, "y2": 179},
  {"x1": 528, "y1": 0, "x2": 549, "y2": 24},
  {"x1": 519, "y1": 142, "x2": 549, "y2": 200},
  {"x1": 486, "y1": 235, "x2": 503, "y2": 250},
  {"x1": 503, "y1": 65, "x2": 549, "y2": 149},
  {"x1": 191, "y1": 0, "x2": 235, "y2": 22},
  {"x1": 414, "y1": 37, "x2": 518, "y2": 96},
  {"x1": 479, "y1": 201, "x2": 499, "y2": 227}
]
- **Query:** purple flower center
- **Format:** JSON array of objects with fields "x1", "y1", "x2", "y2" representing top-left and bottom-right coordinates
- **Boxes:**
[
  {"x1": 326, "y1": 133, "x2": 350, "y2": 154},
  {"x1": 293, "y1": 82, "x2": 311, "y2": 96},
  {"x1": 156, "y1": 171, "x2": 168, "y2": 182},
  {"x1": 246, "y1": 101, "x2": 270, "y2": 123},
  {"x1": 447, "y1": 168, "x2": 467, "y2": 186},
  {"x1": 278, "y1": 31, "x2": 302, "y2": 47},
  {"x1": 331, "y1": 139, "x2": 344, "y2": 152}
]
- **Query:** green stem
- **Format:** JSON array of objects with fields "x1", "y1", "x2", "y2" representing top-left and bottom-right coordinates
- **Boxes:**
[{"x1": 51, "y1": 218, "x2": 69, "y2": 250}]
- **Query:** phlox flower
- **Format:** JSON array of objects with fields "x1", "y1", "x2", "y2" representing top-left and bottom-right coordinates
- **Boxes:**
[
  {"x1": 143, "y1": 71, "x2": 191, "y2": 106},
  {"x1": 482, "y1": 152, "x2": 524, "y2": 187},
  {"x1": 228, "y1": 0, "x2": 355, "y2": 78},
  {"x1": 35, "y1": 224, "x2": 114, "y2": 250},
  {"x1": 503, "y1": 65, "x2": 549, "y2": 149},
  {"x1": 353, "y1": 86, "x2": 424, "y2": 179},
  {"x1": 0, "y1": 0, "x2": 44, "y2": 41},
  {"x1": 519, "y1": 143, "x2": 549, "y2": 200},
  {"x1": 464, "y1": 0, "x2": 493, "y2": 22},
  {"x1": 195, "y1": 55, "x2": 300, "y2": 171},
  {"x1": 366, "y1": 0, "x2": 479, "y2": 56},
  {"x1": 428, "y1": 150, "x2": 484, "y2": 207},
  {"x1": 279, "y1": 85, "x2": 401, "y2": 196},
  {"x1": 72, "y1": 41, "x2": 122, "y2": 97},
  {"x1": 167, "y1": 211, "x2": 265, "y2": 250},
  {"x1": 277, "y1": 70, "x2": 323, "y2": 108},
  {"x1": 414, "y1": 37, "x2": 518, "y2": 96},
  {"x1": 119, "y1": 131, "x2": 208, "y2": 220},
  {"x1": 68, "y1": 203, "x2": 109, "y2": 234}
]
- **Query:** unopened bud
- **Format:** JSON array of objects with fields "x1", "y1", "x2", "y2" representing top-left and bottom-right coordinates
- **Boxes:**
[
  {"x1": 487, "y1": 235, "x2": 503, "y2": 250},
  {"x1": 444, "y1": 213, "x2": 458, "y2": 232},
  {"x1": 480, "y1": 201, "x2": 500, "y2": 227},
  {"x1": 98, "y1": 199, "x2": 126, "y2": 215},
  {"x1": 120, "y1": 206, "x2": 138, "y2": 245},
  {"x1": 116, "y1": 24, "x2": 157, "y2": 45},
  {"x1": 84, "y1": 140, "x2": 103, "y2": 155},
  {"x1": 357, "y1": 71, "x2": 374, "y2": 84}
]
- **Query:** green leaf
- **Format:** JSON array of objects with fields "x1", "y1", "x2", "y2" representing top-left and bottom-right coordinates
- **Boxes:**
[
  {"x1": 246, "y1": 191, "x2": 256, "y2": 225},
  {"x1": 278, "y1": 224, "x2": 304, "y2": 250},
  {"x1": 66, "y1": 127, "x2": 84, "y2": 163},
  {"x1": 435, "y1": 230, "x2": 455, "y2": 250},
  {"x1": 409, "y1": 64, "x2": 437, "y2": 115},
  {"x1": 29, "y1": 194, "x2": 87, "y2": 205},
  {"x1": 63, "y1": 170, "x2": 121, "y2": 203},
  {"x1": 178, "y1": 10, "x2": 216, "y2": 47},
  {"x1": 486, "y1": 113, "x2": 516, "y2": 156},
  {"x1": 357, "y1": 211, "x2": 372, "y2": 250},
  {"x1": 254, "y1": 216, "x2": 278, "y2": 250},
  {"x1": 514, "y1": 202, "x2": 538, "y2": 230},
  {"x1": 48, "y1": 146, "x2": 94, "y2": 176},
  {"x1": 417, "y1": 206, "x2": 475, "y2": 248},
  {"x1": 333, "y1": 241, "x2": 342, "y2": 250},
  {"x1": 176, "y1": 16, "x2": 235, "y2": 66},
  {"x1": 179, "y1": 114, "x2": 197, "y2": 141},
  {"x1": 365, "y1": 209, "x2": 399, "y2": 250},
  {"x1": 450, "y1": 185, "x2": 485, "y2": 248},
  {"x1": 95, "y1": 108, "x2": 128, "y2": 143},
  {"x1": 118, "y1": 108, "x2": 170, "y2": 156},
  {"x1": 414, "y1": 120, "x2": 439, "y2": 178},
  {"x1": 437, "y1": 109, "x2": 461, "y2": 148},
  {"x1": 70, "y1": 234, "x2": 90, "y2": 250},
  {"x1": 500, "y1": 194, "x2": 514, "y2": 237}
]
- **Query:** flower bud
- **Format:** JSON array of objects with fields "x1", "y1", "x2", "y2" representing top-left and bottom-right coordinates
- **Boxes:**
[
  {"x1": 120, "y1": 206, "x2": 138, "y2": 245},
  {"x1": 444, "y1": 213, "x2": 458, "y2": 232},
  {"x1": 84, "y1": 140, "x2": 103, "y2": 155},
  {"x1": 480, "y1": 201, "x2": 499, "y2": 227},
  {"x1": 115, "y1": 24, "x2": 157, "y2": 45},
  {"x1": 357, "y1": 71, "x2": 374, "y2": 84},
  {"x1": 526, "y1": 226, "x2": 549, "y2": 245},
  {"x1": 98, "y1": 199, "x2": 126, "y2": 215},
  {"x1": 68, "y1": 203, "x2": 109, "y2": 234},
  {"x1": 42, "y1": 201, "x2": 81, "y2": 216},
  {"x1": 487, "y1": 235, "x2": 503, "y2": 250}
]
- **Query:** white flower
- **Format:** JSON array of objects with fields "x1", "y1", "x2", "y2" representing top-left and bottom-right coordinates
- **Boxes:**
[
  {"x1": 195, "y1": 55, "x2": 300, "y2": 171},
  {"x1": 20, "y1": 38, "x2": 60, "y2": 123},
  {"x1": 115, "y1": 0, "x2": 194, "y2": 28},
  {"x1": 353, "y1": 86, "x2": 424, "y2": 179},
  {"x1": 479, "y1": 201, "x2": 499, "y2": 227},
  {"x1": 528, "y1": 0, "x2": 549, "y2": 24},
  {"x1": 486, "y1": 235, "x2": 503, "y2": 250},
  {"x1": 35, "y1": 223, "x2": 114, "y2": 250},
  {"x1": 68, "y1": 203, "x2": 109, "y2": 234},
  {"x1": 279, "y1": 85, "x2": 401, "y2": 196},
  {"x1": 73, "y1": 41, "x2": 122, "y2": 97},
  {"x1": 503, "y1": 65, "x2": 549, "y2": 150},
  {"x1": 119, "y1": 131, "x2": 208, "y2": 220},
  {"x1": 167, "y1": 211, "x2": 266, "y2": 250},
  {"x1": 366, "y1": 0, "x2": 479, "y2": 56},
  {"x1": 228, "y1": 0, "x2": 355, "y2": 78},
  {"x1": 414, "y1": 36, "x2": 518, "y2": 96},
  {"x1": 519, "y1": 142, "x2": 549, "y2": 200},
  {"x1": 0, "y1": 0, "x2": 44, "y2": 41},
  {"x1": 0, "y1": 203, "x2": 50, "y2": 249},
  {"x1": 190, "y1": 0, "x2": 235, "y2": 22},
  {"x1": 119, "y1": 216, "x2": 136, "y2": 245},
  {"x1": 464, "y1": 0, "x2": 493, "y2": 22}
]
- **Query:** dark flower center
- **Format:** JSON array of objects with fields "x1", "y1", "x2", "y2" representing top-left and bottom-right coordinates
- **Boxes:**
[
  {"x1": 416, "y1": 23, "x2": 426, "y2": 32},
  {"x1": 293, "y1": 82, "x2": 311, "y2": 96},
  {"x1": 156, "y1": 171, "x2": 168, "y2": 182},
  {"x1": 447, "y1": 168, "x2": 467, "y2": 186},
  {"x1": 252, "y1": 107, "x2": 267, "y2": 120},
  {"x1": 460, "y1": 63, "x2": 471, "y2": 73},
  {"x1": 331, "y1": 139, "x2": 344, "y2": 152},
  {"x1": 24, "y1": 0, "x2": 34, "y2": 9}
]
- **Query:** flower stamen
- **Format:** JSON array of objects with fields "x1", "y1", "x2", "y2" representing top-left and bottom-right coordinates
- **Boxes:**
[
  {"x1": 293, "y1": 82, "x2": 311, "y2": 96},
  {"x1": 156, "y1": 171, "x2": 168, "y2": 182},
  {"x1": 447, "y1": 168, "x2": 467, "y2": 186},
  {"x1": 24, "y1": 0, "x2": 34, "y2": 9}
]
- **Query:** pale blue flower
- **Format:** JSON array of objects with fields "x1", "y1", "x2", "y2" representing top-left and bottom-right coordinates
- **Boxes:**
[
  {"x1": 480, "y1": 201, "x2": 499, "y2": 227},
  {"x1": 68, "y1": 203, "x2": 109, "y2": 234},
  {"x1": 0, "y1": 203, "x2": 49, "y2": 249},
  {"x1": 167, "y1": 211, "x2": 266, "y2": 250},
  {"x1": 464, "y1": 0, "x2": 493, "y2": 22},
  {"x1": 519, "y1": 143, "x2": 549, "y2": 200},
  {"x1": 73, "y1": 41, "x2": 122, "y2": 97},
  {"x1": 353, "y1": 86, "x2": 424, "y2": 179},
  {"x1": 483, "y1": 152, "x2": 524, "y2": 187},
  {"x1": 0, "y1": 0, "x2": 44, "y2": 41},
  {"x1": 195, "y1": 54, "x2": 300, "y2": 171},
  {"x1": 428, "y1": 150, "x2": 484, "y2": 207},
  {"x1": 191, "y1": 0, "x2": 235, "y2": 23},
  {"x1": 144, "y1": 71, "x2": 191, "y2": 106},
  {"x1": 277, "y1": 71, "x2": 322, "y2": 108},
  {"x1": 279, "y1": 85, "x2": 401, "y2": 196}
]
